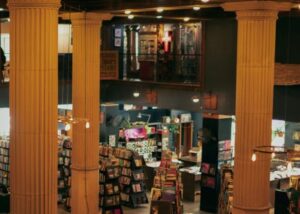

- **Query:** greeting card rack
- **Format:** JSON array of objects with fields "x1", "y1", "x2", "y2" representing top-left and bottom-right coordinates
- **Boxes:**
[
  {"x1": 114, "y1": 148, "x2": 148, "y2": 208},
  {"x1": 150, "y1": 150, "x2": 183, "y2": 214},
  {"x1": 99, "y1": 145, "x2": 123, "y2": 214},
  {"x1": 0, "y1": 136, "x2": 9, "y2": 193},
  {"x1": 58, "y1": 138, "x2": 72, "y2": 211},
  {"x1": 218, "y1": 165, "x2": 233, "y2": 214}
]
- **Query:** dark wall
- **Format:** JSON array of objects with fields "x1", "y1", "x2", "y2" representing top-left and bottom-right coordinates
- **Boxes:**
[
  {"x1": 203, "y1": 19, "x2": 237, "y2": 115},
  {"x1": 273, "y1": 16, "x2": 300, "y2": 122}
]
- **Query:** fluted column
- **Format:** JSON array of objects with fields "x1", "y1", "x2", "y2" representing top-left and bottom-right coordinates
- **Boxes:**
[
  {"x1": 8, "y1": 0, "x2": 60, "y2": 213},
  {"x1": 68, "y1": 12, "x2": 111, "y2": 214},
  {"x1": 222, "y1": 2, "x2": 291, "y2": 214}
]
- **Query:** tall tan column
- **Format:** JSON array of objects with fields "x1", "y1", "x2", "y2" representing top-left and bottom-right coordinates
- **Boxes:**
[
  {"x1": 8, "y1": 0, "x2": 60, "y2": 213},
  {"x1": 222, "y1": 2, "x2": 291, "y2": 214},
  {"x1": 68, "y1": 12, "x2": 111, "y2": 214}
]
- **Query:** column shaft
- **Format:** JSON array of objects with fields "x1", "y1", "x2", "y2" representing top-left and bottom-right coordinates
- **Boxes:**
[
  {"x1": 234, "y1": 11, "x2": 277, "y2": 213},
  {"x1": 222, "y1": 2, "x2": 292, "y2": 214},
  {"x1": 71, "y1": 14, "x2": 101, "y2": 214},
  {"x1": 8, "y1": 0, "x2": 60, "y2": 213}
]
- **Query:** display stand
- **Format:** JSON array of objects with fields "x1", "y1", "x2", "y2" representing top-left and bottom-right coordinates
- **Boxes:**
[
  {"x1": 200, "y1": 115, "x2": 232, "y2": 213},
  {"x1": 58, "y1": 138, "x2": 72, "y2": 211},
  {"x1": 114, "y1": 148, "x2": 148, "y2": 208},
  {"x1": 0, "y1": 136, "x2": 10, "y2": 213},
  {"x1": 99, "y1": 145, "x2": 123, "y2": 214},
  {"x1": 150, "y1": 151, "x2": 183, "y2": 214}
]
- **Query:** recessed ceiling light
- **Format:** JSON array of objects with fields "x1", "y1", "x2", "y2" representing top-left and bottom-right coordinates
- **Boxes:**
[
  {"x1": 0, "y1": 8, "x2": 4, "y2": 11},
  {"x1": 183, "y1": 17, "x2": 190, "y2": 22},
  {"x1": 128, "y1": 15, "x2": 134, "y2": 19},
  {"x1": 156, "y1": 15, "x2": 163, "y2": 19},
  {"x1": 157, "y1": 8, "x2": 164, "y2": 13},
  {"x1": 125, "y1": 10, "x2": 131, "y2": 15},
  {"x1": 298, "y1": 4, "x2": 300, "y2": 9},
  {"x1": 201, "y1": 0, "x2": 210, "y2": 2},
  {"x1": 7, "y1": 18, "x2": 10, "y2": 22},
  {"x1": 193, "y1": 6, "x2": 200, "y2": 11}
]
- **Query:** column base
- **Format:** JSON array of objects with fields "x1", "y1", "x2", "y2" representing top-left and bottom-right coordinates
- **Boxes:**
[{"x1": 233, "y1": 205, "x2": 270, "y2": 214}]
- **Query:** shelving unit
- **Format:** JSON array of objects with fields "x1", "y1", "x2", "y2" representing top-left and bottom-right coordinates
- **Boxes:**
[
  {"x1": 0, "y1": 136, "x2": 9, "y2": 192},
  {"x1": 200, "y1": 115, "x2": 232, "y2": 213},
  {"x1": 114, "y1": 148, "x2": 148, "y2": 208},
  {"x1": 99, "y1": 145, "x2": 123, "y2": 214},
  {"x1": 58, "y1": 138, "x2": 72, "y2": 211}
]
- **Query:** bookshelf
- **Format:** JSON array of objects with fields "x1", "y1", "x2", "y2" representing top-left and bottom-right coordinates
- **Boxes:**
[
  {"x1": 58, "y1": 138, "x2": 72, "y2": 211},
  {"x1": 0, "y1": 136, "x2": 9, "y2": 193},
  {"x1": 114, "y1": 148, "x2": 148, "y2": 208},
  {"x1": 99, "y1": 145, "x2": 123, "y2": 214}
]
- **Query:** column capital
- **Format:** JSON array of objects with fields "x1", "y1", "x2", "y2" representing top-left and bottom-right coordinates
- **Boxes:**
[
  {"x1": 222, "y1": 1, "x2": 292, "y2": 12},
  {"x1": 60, "y1": 12, "x2": 112, "y2": 26},
  {"x1": 8, "y1": 0, "x2": 60, "y2": 9}
]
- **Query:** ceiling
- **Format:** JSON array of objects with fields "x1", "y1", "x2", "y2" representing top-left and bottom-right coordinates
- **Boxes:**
[{"x1": 0, "y1": 0, "x2": 299, "y2": 21}]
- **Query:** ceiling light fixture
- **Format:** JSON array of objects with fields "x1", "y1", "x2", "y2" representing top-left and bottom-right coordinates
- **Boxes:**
[
  {"x1": 183, "y1": 17, "x2": 190, "y2": 22},
  {"x1": 125, "y1": 10, "x2": 131, "y2": 15},
  {"x1": 201, "y1": 0, "x2": 210, "y2": 3},
  {"x1": 192, "y1": 96, "x2": 200, "y2": 103},
  {"x1": 157, "y1": 8, "x2": 164, "y2": 13},
  {"x1": 133, "y1": 91, "x2": 140, "y2": 98},
  {"x1": 0, "y1": 8, "x2": 4, "y2": 11},
  {"x1": 156, "y1": 15, "x2": 163, "y2": 19},
  {"x1": 128, "y1": 14, "x2": 134, "y2": 19},
  {"x1": 193, "y1": 6, "x2": 201, "y2": 11}
]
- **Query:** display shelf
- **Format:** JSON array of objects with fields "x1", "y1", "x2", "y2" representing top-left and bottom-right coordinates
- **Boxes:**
[
  {"x1": 0, "y1": 136, "x2": 9, "y2": 194},
  {"x1": 200, "y1": 116, "x2": 233, "y2": 213},
  {"x1": 57, "y1": 137, "x2": 72, "y2": 211},
  {"x1": 114, "y1": 147, "x2": 148, "y2": 208},
  {"x1": 218, "y1": 165, "x2": 233, "y2": 214},
  {"x1": 150, "y1": 150, "x2": 183, "y2": 214},
  {"x1": 99, "y1": 145, "x2": 123, "y2": 214}
]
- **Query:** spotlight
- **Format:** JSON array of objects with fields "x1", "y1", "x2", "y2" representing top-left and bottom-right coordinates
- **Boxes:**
[
  {"x1": 128, "y1": 15, "x2": 134, "y2": 19},
  {"x1": 85, "y1": 121, "x2": 90, "y2": 129},
  {"x1": 183, "y1": 17, "x2": 190, "y2": 22},
  {"x1": 156, "y1": 15, "x2": 163, "y2": 19},
  {"x1": 125, "y1": 10, "x2": 131, "y2": 15},
  {"x1": 251, "y1": 153, "x2": 256, "y2": 162},
  {"x1": 157, "y1": 8, "x2": 164, "y2": 13},
  {"x1": 193, "y1": 6, "x2": 200, "y2": 11},
  {"x1": 201, "y1": 0, "x2": 210, "y2": 2}
]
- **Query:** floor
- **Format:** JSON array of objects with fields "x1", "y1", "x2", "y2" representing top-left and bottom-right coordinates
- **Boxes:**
[{"x1": 58, "y1": 195, "x2": 212, "y2": 214}]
